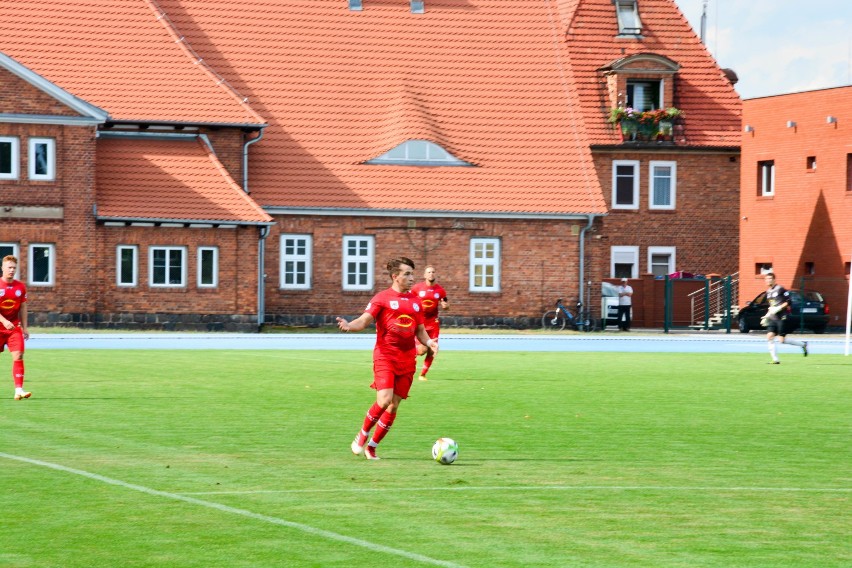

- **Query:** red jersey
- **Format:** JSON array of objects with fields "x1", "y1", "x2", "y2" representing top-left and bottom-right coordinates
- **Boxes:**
[
  {"x1": 0, "y1": 278, "x2": 27, "y2": 325},
  {"x1": 411, "y1": 281, "x2": 447, "y2": 321},
  {"x1": 364, "y1": 288, "x2": 425, "y2": 366}
]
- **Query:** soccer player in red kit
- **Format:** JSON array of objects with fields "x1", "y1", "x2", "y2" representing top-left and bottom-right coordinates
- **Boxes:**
[
  {"x1": 337, "y1": 257, "x2": 438, "y2": 460},
  {"x1": 0, "y1": 256, "x2": 31, "y2": 400},
  {"x1": 411, "y1": 265, "x2": 449, "y2": 381}
]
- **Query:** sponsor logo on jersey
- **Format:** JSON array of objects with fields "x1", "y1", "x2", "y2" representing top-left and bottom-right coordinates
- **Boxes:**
[
  {"x1": 396, "y1": 314, "x2": 415, "y2": 328},
  {"x1": 422, "y1": 299, "x2": 435, "y2": 309},
  {"x1": 0, "y1": 299, "x2": 17, "y2": 310}
]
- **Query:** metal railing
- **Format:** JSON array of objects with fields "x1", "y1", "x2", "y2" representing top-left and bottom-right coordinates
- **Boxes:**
[{"x1": 688, "y1": 273, "x2": 739, "y2": 330}]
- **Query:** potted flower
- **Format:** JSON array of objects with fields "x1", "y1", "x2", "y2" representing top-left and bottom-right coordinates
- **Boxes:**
[
  {"x1": 609, "y1": 106, "x2": 640, "y2": 140},
  {"x1": 657, "y1": 107, "x2": 683, "y2": 141}
]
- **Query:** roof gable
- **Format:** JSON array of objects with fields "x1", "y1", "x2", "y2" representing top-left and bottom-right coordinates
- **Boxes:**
[{"x1": 563, "y1": 0, "x2": 741, "y2": 146}]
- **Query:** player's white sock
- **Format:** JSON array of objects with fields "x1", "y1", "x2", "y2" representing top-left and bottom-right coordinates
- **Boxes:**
[
  {"x1": 768, "y1": 341, "x2": 778, "y2": 361},
  {"x1": 15, "y1": 387, "x2": 24, "y2": 395}
]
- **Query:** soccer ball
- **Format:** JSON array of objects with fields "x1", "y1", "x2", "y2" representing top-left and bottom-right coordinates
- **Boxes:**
[{"x1": 431, "y1": 437, "x2": 458, "y2": 465}]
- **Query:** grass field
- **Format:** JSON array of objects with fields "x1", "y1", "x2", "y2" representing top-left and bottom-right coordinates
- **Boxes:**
[{"x1": 0, "y1": 349, "x2": 849, "y2": 567}]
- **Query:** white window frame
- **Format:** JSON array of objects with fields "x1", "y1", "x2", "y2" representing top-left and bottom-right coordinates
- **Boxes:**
[
  {"x1": 116, "y1": 245, "x2": 138, "y2": 287},
  {"x1": 280, "y1": 234, "x2": 312, "y2": 290},
  {"x1": 648, "y1": 246, "x2": 676, "y2": 277},
  {"x1": 759, "y1": 160, "x2": 775, "y2": 196},
  {"x1": 649, "y1": 161, "x2": 677, "y2": 210},
  {"x1": 612, "y1": 160, "x2": 640, "y2": 210},
  {"x1": 0, "y1": 136, "x2": 20, "y2": 180},
  {"x1": 28, "y1": 137, "x2": 56, "y2": 181},
  {"x1": 366, "y1": 139, "x2": 472, "y2": 167},
  {"x1": 615, "y1": 1, "x2": 642, "y2": 35},
  {"x1": 342, "y1": 235, "x2": 374, "y2": 291},
  {"x1": 28, "y1": 243, "x2": 55, "y2": 286},
  {"x1": 611, "y1": 246, "x2": 639, "y2": 279},
  {"x1": 0, "y1": 243, "x2": 20, "y2": 264},
  {"x1": 469, "y1": 238, "x2": 501, "y2": 292},
  {"x1": 197, "y1": 246, "x2": 219, "y2": 288},
  {"x1": 149, "y1": 246, "x2": 187, "y2": 288}
]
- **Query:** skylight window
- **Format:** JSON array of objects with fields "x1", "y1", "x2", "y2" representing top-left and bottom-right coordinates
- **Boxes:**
[
  {"x1": 614, "y1": 1, "x2": 642, "y2": 35},
  {"x1": 366, "y1": 140, "x2": 473, "y2": 167}
]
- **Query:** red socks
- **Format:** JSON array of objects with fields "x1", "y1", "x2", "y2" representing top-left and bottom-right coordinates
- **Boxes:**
[
  {"x1": 370, "y1": 411, "x2": 396, "y2": 445},
  {"x1": 13, "y1": 360, "x2": 24, "y2": 388}
]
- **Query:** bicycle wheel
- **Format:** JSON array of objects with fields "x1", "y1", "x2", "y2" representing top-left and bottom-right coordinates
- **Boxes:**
[{"x1": 541, "y1": 310, "x2": 566, "y2": 331}]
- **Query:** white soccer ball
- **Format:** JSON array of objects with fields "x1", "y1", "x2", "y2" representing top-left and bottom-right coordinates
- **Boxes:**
[{"x1": 432, "y1": 437, "x2": 458, "y2": 465}]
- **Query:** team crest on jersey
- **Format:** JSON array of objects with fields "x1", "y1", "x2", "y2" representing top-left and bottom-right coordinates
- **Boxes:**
[
  {"x1": 414, "y1": 303, "x2": 420, "y2": 312},
  {"x1": 0, "y1": 289, "x2": 4, "y2": 297},
  {"x1": 434, "y1": 293, "x2": 440, "y2": 299},
  {"x1": 15, "y1": 290, "x2": 21, "y2": 297},
  {"x1": 418, "y1": 291, "x2": 426, "y2": 297},
  {"x1": 390, "y1": 301, "x2": 399, "y2": 310}
]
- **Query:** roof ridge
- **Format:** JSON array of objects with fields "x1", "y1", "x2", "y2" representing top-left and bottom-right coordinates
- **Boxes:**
[{"x1": 143, "y1": 0, "x2": 266, "y2": 125}]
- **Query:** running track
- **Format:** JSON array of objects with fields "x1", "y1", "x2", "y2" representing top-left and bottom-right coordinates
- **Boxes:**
[{"x1": 26, "y1": 332, "x2": 850, "y2": 354}]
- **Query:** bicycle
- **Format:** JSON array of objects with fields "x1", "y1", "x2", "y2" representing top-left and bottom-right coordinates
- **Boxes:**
[{"x1": 541, "y1": 298, "x2": 595, "y2": 332}]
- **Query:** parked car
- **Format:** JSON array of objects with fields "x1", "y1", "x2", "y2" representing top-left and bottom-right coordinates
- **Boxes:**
[{"x1": 737, "y1": 289, "x2": 830, "y2": 334}]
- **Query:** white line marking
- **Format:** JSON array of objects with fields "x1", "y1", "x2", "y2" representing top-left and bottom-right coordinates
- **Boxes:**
[
  {"x1": 182, "y1": 485, "x2": 852, "y2": 496},
  {"x1": 0, "y1": 452, "x2": 466, "y2": 568}
]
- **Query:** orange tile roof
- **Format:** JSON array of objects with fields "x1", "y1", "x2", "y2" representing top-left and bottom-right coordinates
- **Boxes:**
[
  {"x1": 152, "y1": 0, "x2": 608, "y2": 216},
  {"x1": 562, "y1": 0, "x2": 741, "y2": 146},
  {"x1": 0, "y1": 0, "x2": 264, "y2": 126},
  {"x1": 96, "y1": 136, "x2": 273, "y2": 224}
]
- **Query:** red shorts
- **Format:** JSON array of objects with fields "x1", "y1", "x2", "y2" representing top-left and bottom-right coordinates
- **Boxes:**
[
  {"x1": 371, "y1": 356, "x2": 416, "y2": 399},
  {"x1": 415, "y1": 319, "x2": 440, "y2": 347},
  {"x1": 0, "y1": 326, "x2": 25, "y2": 353}
]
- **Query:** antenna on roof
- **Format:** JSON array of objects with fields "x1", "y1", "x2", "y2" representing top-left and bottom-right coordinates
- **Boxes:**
[{"x1": 700, "y1": 0, "x2": 708, "y2": 44}]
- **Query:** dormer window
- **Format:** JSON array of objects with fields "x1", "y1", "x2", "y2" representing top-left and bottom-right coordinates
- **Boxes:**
[
  {"x1": 614, "y1": 1, "x2": 642, "y2": 36},
  {"x1": 366, "y1": 140, "x2": 473, "y2": 167},
  {"x1": 627, "y1": 80, "x2": 661, "y2": 111}
]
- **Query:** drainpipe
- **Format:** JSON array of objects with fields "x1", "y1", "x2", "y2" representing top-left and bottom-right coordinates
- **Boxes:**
[
  {"x1": 257, "y1": 225, "x2": 270, "y2": 331},
  {"x1": 243, "y1": 128, "x2": 267, "y2": 329},
  {"x1": 578, "y1": 214, "x2": 598, "y2": 321},
  {"x1": 242, "y1": 129, "x2": 264, "y2": 194}
]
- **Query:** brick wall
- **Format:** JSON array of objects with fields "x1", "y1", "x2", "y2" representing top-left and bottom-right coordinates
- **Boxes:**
[
  {"x1": 264, "y1": 215, "x2": 590, "y2": 328},
  {"x1": 591, "y1": 148, "x2": 741, "y2": 277},
  {"x1": 741, "y1": 87, "x2": 852, "y2": 327}
]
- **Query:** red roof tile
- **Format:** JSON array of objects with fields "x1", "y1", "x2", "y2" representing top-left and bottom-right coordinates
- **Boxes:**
[
  {"x1": 96, "y1": 136, "x2": 273, "y2": 224},
  {"x1": 151, "y1": 0, "x2": 608, "y2": 216},
  {"x1": 0, "y1": 0, "x2": 264, "y2": 126},
  {"x1": 562, "y1": 0, "x2": 741, "y2": 146}
]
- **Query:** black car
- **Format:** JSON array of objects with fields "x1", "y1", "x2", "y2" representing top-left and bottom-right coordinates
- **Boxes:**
[{"x1": 737, "y1": 289, "x2": 830, "y2": 334}]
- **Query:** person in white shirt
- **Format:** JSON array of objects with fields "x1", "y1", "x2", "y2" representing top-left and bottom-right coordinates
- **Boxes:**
[{"x1": 616, "y1": 278, "x2": 633, "y2": 332}]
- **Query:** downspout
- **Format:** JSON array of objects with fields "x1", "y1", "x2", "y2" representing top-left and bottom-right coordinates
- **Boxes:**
[
  {"x1": 257, "y1": 225, "x2": 270, "y2": 331},
  {"x1": 578, "y1": 214, "x2": 598, "y2": 319},
  {"x1": 242, "y1": 129, "x2": 266, "y2": 329},
  {"x1": 243, "y1": 129, "x2": 264, "y2": 194}
]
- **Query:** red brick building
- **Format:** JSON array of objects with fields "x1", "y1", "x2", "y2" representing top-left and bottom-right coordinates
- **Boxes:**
[
  {"x1": 740, "y1": 86, "x2": 852, "y2": 328},
  {"x1": 0, "y1": 0, "x2": 740, "y2": 330}
]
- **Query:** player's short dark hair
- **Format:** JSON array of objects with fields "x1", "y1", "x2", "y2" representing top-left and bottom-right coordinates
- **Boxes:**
[{"x1": 387, "y1": 257, "x2": 415, "y2": 276}]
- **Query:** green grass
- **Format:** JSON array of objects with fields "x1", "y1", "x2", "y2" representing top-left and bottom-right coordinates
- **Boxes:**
[{"x1": 0, "y1": 350, "x2": 849, "y2": 567}]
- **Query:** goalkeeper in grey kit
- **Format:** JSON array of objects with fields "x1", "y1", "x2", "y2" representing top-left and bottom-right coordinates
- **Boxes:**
[{"x1": 763, "y1": 272, "x2": 808, "y2": 364}]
